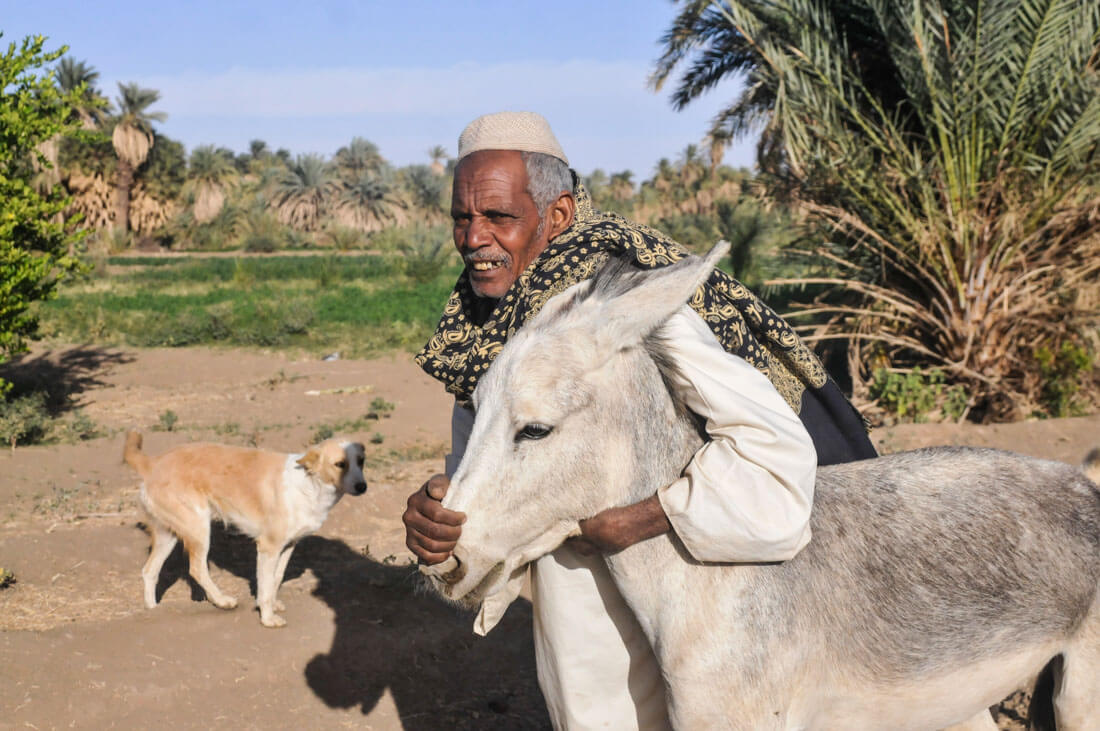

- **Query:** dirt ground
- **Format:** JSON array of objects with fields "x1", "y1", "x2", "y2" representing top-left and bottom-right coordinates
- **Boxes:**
[{"x1": 1, "y1": 345, "x2": 1097, "y2": 730}]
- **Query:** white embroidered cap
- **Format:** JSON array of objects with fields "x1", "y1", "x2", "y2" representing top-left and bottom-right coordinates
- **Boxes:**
[{"x1": 456, "y1": 111, "x2": 569, "y2": 165}]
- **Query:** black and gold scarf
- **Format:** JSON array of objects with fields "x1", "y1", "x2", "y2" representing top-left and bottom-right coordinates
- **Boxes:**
[{"x1": 415, "y1": 183, "x2": 876, "y2": 466}]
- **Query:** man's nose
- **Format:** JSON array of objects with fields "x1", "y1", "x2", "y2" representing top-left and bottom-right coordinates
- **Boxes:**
[{"x1": 465, "y1": 216, "x2": 491, "y2": 248}]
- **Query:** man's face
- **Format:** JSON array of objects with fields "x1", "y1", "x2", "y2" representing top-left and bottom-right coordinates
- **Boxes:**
[{"x1": 451, "y1": 150, "x2": 549, "y2": 299}]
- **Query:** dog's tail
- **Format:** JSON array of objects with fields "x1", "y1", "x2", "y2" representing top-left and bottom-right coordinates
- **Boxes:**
[
  {"x1": 1083, "y1": 447, "x2": 1100, "y2": 485},
  {"x1": 123, "y1": 430, "x2": 153, "y2": 478}
]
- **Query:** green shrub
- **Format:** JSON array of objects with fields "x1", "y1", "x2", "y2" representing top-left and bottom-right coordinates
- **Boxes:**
[
  {"x1": 0, "y1": 392, "x2": 51, "y2": 448},
  {"x1": 62, "y1": 410, "x2": 101, "y2": 442},
  {"x1": 156, "y1": 409, "x2": 178, "y2": 432},
  {"x1": 1035, "y1": 342, "x2": 1094, "y2": 418},
  {"x1": 396, "y1": 224, "x2": 455, "y2": 284},
  {"x1": 869, "y1": 367, "x2": 969, "y2": 423},
  {"x1": 0, "y1": 567, "x2": 15, "y2": 589}
]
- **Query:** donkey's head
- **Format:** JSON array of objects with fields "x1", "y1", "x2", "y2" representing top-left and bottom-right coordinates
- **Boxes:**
[{"x1": 422, "y1": 242, "x2": 728, "y2": 631}]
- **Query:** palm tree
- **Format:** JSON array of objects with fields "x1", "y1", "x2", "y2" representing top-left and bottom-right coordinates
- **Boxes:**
[
  {"x1": 332, "y1": 137, "x2": 384, "y2": 181},
  {"x1": 402, "y1": 164, "x2": 448, "y2": 221},
  {"x1": 111, "y1": 83, "x2": 166, "y2": 232},
  {"x1": 333, "y1": 169, "x2": 407, "y2": 232},
  {"x1": 428, "y1": 145, "x2": 448, "y2": 175},
  {"x1": 57, "y1": 58, "x2": 107, "y2": 129},
  {"x1": 655, "y1": 0, "x2": 1100, "y2": 418},
  {"x1": 187, "y1": 145, "x2": 239, "y2": 223},
  {"x1": 268, "y1": 154, "x2": 333, "y2": 231}
]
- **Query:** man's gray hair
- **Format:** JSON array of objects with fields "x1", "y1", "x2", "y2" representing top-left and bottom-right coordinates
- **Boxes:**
[{"x1": 522, "y1": 151, "x2": 573, "y2": 217}]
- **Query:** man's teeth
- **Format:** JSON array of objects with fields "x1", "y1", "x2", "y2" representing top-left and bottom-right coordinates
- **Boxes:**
[{"x1": 472, "y1": 261, "x2": 504, "y2": 271}]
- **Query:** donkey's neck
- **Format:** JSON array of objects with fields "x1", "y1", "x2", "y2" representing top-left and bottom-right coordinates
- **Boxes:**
[{"x1": 602, "y1": 534, "x2": 691, "y2": 649}]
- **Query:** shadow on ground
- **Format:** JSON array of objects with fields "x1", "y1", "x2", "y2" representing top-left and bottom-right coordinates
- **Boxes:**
[
  {"x1": 151, "y1": 525, "x2": 551, "y2": 730},
  {"x1": 0, "y1": 347, "x2": 134, "y2": 414}
]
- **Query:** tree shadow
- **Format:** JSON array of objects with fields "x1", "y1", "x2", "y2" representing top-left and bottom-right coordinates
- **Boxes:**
[
  {"x1": 0, "y1": 346, "x2": 134, "y2": 415},
  {"x1": 145, "y1": 524, "x2": 550, "y2": 729}
]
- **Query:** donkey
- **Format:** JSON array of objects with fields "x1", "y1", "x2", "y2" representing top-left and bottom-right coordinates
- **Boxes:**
[{"x1": 422, "y1": 244, "x2": 1100, "y2": 730}]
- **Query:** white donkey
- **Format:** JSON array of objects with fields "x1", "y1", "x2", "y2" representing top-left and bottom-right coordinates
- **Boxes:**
[{"x1": 423, "y1": 244, "x2": 1100, "y2": 730}]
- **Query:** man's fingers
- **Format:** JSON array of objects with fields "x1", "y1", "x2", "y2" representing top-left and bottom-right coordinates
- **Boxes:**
[
  {"x1": 407, "y1": 527, "x2": 459, "y2": 556},
  {"x1": 405, "y1": 510, "x2": 463, "y2": 542}
]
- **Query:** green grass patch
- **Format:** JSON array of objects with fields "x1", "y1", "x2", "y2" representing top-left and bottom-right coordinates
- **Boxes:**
[{"x1": 37, "y1": 255, "x2": 463, "y2": 356}]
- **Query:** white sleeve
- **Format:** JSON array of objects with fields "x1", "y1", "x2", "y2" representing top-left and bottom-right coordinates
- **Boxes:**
[
  {"x1": 445, "y1": 402, "x2": 475, "y2": 478},
  {"x1": 656, "y1": 305, "x2": 817, "y2": 563}
]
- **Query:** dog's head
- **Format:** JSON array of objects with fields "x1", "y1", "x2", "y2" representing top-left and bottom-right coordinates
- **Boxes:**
[{"x1": 297, "y1": 439, "x2": 368, "y2": 495}]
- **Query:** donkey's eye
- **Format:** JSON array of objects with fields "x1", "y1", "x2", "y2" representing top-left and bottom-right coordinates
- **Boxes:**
[{"x1": 516, "y1": 423, "x2": 553, "y2": 441}]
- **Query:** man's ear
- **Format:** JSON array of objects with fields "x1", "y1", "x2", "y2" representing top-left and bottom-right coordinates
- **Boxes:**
[
  {"x1": 545, "y1": 191, "x2": 575, "y2": 240},
  {"x1": 296, "y1": 448, "x2": 321, "y2": 474}
]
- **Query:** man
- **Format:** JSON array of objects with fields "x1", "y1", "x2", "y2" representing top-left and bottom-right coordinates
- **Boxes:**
[{"x1": 405, "y1": 112, "x2": 876, "y2": 729}]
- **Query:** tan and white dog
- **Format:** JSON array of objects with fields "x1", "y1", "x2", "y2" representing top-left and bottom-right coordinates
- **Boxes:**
[{"x1": 123, "y1": 430, "x2": 367, "y2": 627}]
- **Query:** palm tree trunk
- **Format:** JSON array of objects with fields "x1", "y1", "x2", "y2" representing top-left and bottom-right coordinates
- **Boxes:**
[{"x1": 114, "y1": 159, "x2": 134, "y2": 232}]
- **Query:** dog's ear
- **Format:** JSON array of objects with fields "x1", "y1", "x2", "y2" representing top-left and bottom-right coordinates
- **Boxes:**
[{"x1": 296, "y1": 447, "x2": 322, "y2": 474}]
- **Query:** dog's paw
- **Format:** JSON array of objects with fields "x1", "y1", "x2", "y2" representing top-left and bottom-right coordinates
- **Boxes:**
[
  {"x1": 261, "y1": 613, "x2": 287, "y2": 629},
  {"x1": 212, "y1": 596, "x2": 238, "y2": 610}
]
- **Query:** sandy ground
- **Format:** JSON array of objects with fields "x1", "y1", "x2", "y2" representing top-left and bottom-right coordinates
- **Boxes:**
[{"x1": 1, "y1": 344, "x2": 1097, "y2": 730}]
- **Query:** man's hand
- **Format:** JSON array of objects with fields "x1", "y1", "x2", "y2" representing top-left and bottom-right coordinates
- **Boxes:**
[
  {"x1": 569, "y1": 495, "x2": 672, "y2": 556},
  {"x1": 403, "y1": 473, "x2": 466, "y2": 565}
]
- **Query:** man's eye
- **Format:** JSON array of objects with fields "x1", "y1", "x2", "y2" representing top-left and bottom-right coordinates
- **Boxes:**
[{"x1": 516, "y1": 423, "x2": 553, "y2": 441}]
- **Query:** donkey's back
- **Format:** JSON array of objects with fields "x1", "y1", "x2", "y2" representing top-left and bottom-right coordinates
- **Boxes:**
[{"x1": 663, "y1": 446, "x2": 1100, "y2": 729}]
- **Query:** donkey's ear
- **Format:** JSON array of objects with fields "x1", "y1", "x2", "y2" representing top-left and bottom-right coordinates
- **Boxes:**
[{"x1": 591, "y1": 241, "x2": 729, "y2": 352}]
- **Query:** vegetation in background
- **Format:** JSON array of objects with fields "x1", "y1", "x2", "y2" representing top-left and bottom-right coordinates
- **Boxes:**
[
  {"x1": 655, "y1": 0, "x2": 1100, "y2": 420},
  {"x1": 868, "y1": 367, "x2": 968, "y2": 424},
  {"x1": 1, "y1": 36, "x2": 89, "y2": 396},
  {"x1": 36, "y1": 255, "x2": 463, "y2": 356}
]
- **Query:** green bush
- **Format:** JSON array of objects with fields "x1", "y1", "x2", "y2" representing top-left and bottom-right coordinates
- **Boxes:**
[
  {"x1": 0, "y1": 392, "x2": 51, "y2": 448},
  {"x1": 1035, "y1": 342, "x2": 1094, "y2": 418},
  {"x1": 869, "y1": 367, "x2": 968, "y2": 423}
]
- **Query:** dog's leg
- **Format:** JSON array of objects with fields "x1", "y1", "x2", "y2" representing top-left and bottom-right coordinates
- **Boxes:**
[
  {"x1": 271, "y1": 543, "x2": 296, "y2": 612},
  {"x1": 182, "y1": 521, "x2": 237, "y2": 610},
  {"x1": 255, "y1": 546, "x2": 286, "y2": 628},
  {"x1": 142, "y1": 522, "x2": 178, "y2": 608}
]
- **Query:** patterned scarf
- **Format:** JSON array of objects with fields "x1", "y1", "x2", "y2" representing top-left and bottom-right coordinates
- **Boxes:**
[{"x1": 415, "y1": 183, "x2": 875, "y2": 466}]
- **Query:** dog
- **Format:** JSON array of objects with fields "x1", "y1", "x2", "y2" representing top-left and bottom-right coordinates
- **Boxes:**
[{"x1": 123, "y1": 430, "x2": 367, "y2": 627}]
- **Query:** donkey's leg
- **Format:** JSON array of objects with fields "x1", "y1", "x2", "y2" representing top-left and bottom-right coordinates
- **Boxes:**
[
  {"x1": 1052, "y1": 603, "x2": 1100, "y2": 730},
  {"x1": 942, "y1": 709, "x2": 997, "y2": 731},
  {"x1": 182, "y1": 520, "x2": 237, "y2": 610},
  {"x1": 142, "y1": 521, "x2": 178, "y2": 608}
]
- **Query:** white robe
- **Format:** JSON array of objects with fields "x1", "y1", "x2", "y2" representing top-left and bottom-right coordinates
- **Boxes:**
[{"x1": 445, "y1": 305, "x2": 818, "y2": 730}]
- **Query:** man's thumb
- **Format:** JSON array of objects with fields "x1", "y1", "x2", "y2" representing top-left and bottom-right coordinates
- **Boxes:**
[{"x1": 425, "y1": 476, "x2": 449, "y2": 501}]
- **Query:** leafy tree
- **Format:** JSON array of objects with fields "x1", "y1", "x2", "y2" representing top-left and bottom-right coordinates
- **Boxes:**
[
  {"x1": 654, "y1": 0, "x2": 1100, "y2": 419},
  {"x1": 0, "y1": 34, "x2": 87, "y2": 394},
  {"x1": 111, "y1": 82, "x2": 166, "y2": 232}
]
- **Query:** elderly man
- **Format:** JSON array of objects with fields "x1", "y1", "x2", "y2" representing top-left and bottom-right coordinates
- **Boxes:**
[{"x1": 405, "y1": 112, "x2": 876, "y2": 729}]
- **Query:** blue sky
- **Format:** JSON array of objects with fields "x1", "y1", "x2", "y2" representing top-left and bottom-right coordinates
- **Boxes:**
[{"x1": 3, "y1": 1, "x2": 757, "y2": 176}]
